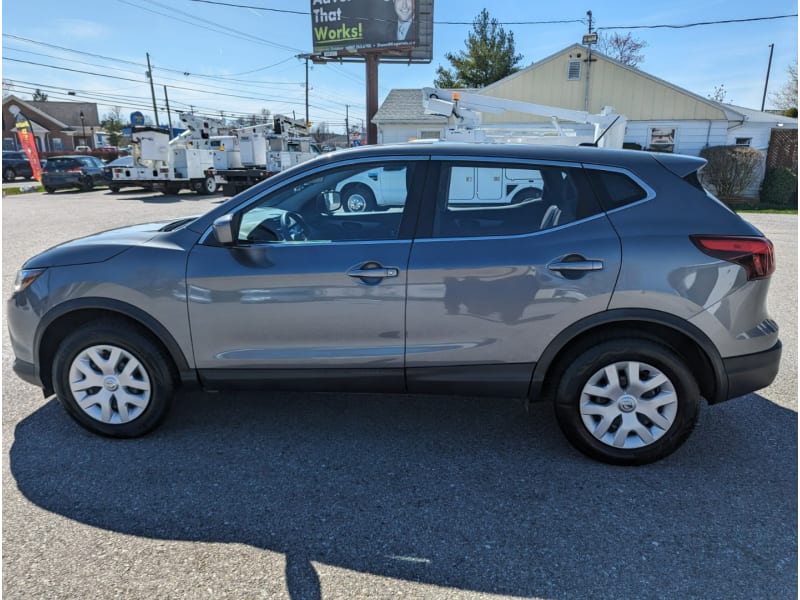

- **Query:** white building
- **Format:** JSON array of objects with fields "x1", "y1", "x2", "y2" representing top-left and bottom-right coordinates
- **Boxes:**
[{"x1": 373, "y1": 44, "x2": 797, "y2": 198}]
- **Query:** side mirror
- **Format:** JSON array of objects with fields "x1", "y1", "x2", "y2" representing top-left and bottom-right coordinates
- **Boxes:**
[
  {"x1": 321, "y1": 190, "x2": 341, "y2": 212},
  {"x1": 212, "y1": 214, "x2": 236, "y2": 245}
]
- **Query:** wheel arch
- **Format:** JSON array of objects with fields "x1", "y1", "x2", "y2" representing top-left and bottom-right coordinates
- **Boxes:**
[
  {"x1": 530, "y1": 308, "x2": 727, "y2": 405},
  {"x1": 36, "y1": 298, "x2": 196, "y2": 395}
]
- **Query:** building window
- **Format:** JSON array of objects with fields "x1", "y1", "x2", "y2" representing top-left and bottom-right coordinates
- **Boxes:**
[
  {"x1": 52, "y1": 138, "x2": 64, "y2": 151},
  {"x1": 735, "y1": 137, "x2": 752, "y2": 146},
  {"x1": 419, "y1": 129, "x2": 441, "y2": 139},
  {"x1": 3, "y1": 137, "x2": 16, "y2": 151},
  {"x1": 648, "y1": 128, "x2": 676, "y2": 153},
  {"x1": 567, "y1": 60, "x2": 582, "y2": 80}
]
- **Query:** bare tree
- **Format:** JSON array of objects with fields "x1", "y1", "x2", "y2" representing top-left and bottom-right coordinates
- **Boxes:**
[
  {"x1": 771, "y1": 61, "x2": 798, "y2": 114},
  {"x1": 708, "y1": 84, "x2": 729, "y2": 103},
  {"x1": 597, "y1": 32, "x2": 647, "y2": 68}
]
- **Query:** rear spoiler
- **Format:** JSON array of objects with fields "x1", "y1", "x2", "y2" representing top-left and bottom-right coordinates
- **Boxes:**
[{"x1": 651, "y1": 153, "x2": 707, "y2": 178}]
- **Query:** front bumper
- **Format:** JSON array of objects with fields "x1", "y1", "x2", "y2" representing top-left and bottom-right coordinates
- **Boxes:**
[
  {"x1": 722, "y1": 340, "x2": 782, "y2": 401},
  {"x1": 12, "y1": 357, "x2": 42, "y2": 388}
]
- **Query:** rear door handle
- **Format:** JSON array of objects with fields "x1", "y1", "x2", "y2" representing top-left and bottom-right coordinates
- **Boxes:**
[
  {"x1": 347, "y1": 267, "x2": 399, "y2": 279},
  {"x1": 547, "y1": 259, "x2": 604, "y2": 273}
]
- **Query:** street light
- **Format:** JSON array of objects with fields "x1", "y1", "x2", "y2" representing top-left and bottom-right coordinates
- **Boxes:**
[{"x1": 79, "y1": 111, "x2": 86, "y2": 147}]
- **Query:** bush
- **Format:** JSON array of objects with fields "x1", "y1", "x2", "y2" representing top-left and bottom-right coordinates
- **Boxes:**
[
  {"x1": 699, "y1": 145, "x2": 763, "y2": 199},
  {"x1": 760, "y1": 167, "x2": 798, "y2": 208}
]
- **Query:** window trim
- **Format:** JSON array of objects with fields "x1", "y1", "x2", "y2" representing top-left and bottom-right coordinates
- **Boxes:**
[{"x1": 647, "y1": 127, "x2": 678, "y2": 153}]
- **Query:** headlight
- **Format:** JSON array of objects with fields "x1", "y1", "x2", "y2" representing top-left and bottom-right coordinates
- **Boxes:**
[{"x1": 13, "y1": 268, "x2": 46, "y2": 293}]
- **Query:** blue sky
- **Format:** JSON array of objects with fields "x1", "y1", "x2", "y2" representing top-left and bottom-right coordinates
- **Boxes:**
[{"x1": 2, "y1": 0, "x2": 797, "y2": 134}]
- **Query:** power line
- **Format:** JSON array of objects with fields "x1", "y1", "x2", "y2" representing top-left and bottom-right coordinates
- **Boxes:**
[
  {"x1": 597, "y1": 14, "x2": 797, "y2": 30},
  {"x1": 186, "y1": 2, "x2": 798, "y2": 29}
]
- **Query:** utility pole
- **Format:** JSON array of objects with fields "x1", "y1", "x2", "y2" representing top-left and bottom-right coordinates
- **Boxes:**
[
  {"x1": 146, "y1": 52, "x2": 160, "y2": 128},
  {"x1": 163, "y1": 86, "x2": 174, "y2": 138},
  {"x1": 345, "y1": 104, "x2": 350, "y2": 147},
  {"x1": 584, "y1": 10, "x2": 594, "y2": 112},
  {"x1": 761, "y1": 43, "x2": 775, "y2": 112},
  {"x1": 304, "y1": 55, "x2": 310, "y2": 127}
]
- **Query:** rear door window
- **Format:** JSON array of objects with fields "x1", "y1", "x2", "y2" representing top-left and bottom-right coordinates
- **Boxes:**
[{"x1": 432, "y1": 162, "x2": 601, "y2": 238}]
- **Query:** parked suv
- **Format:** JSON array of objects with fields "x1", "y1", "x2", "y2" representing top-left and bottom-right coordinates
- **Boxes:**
[
  {"x1": 41, "y1": 155, "x2": 106, "y2": 193},
  {"x1": 8, "y1": 144, "x2": 781, "y2": 464},
  {"x1": 2, "y1": 150, "x2": 36, "y2": 181}
]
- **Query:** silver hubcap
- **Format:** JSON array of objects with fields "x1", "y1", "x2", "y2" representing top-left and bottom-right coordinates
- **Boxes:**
[
  {"x1": 68, "y1": 344, "x2": 151, "y2": 424},
  {"x1": 579, "y1": 361, "x2": 677, "y2": 449},
  {"x1": 347, "y1": 194, "x2": 367, "y2": 211}
]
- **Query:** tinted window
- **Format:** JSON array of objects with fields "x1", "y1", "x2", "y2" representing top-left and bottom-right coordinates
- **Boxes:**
[
  {"x1": 586, "y1": 169, "x2": 649, "y2": 211},
  {"x1": 237, "y1": 161, "x2": 420, "y2": 244},
  {"x1": 433, "y1": 162, "x2": 601, "y2": 238},
  {"x1": 46, "y1": 158, "x2": 79, "y2": 170}
]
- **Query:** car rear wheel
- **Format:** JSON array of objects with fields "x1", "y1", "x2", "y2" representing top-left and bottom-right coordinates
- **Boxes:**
[
  {"x1": 3, "y1": 167, "x2": 16, "y2": 182},
  {"x1": 80, "y1": 177, "x2": 94, "y2": 192},
  {"x1": 52, "y1": 322, "x2": 175, "y2": 437},
  {"x1": 44, "y1": 186, "x2": 56, "y2": 194},
  {"x1": 553, "y1": 338, "x2": 700, "y2": 465},
  {"x1": 109, "y1": 185, "x2": 121, "y2": 193}
]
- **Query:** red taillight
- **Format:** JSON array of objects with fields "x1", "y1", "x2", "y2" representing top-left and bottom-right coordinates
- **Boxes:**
[
  {"x1": 691, "y1": 235, "x2": 775, "y2": 280},
  {"x1": 67, "y1": 167, "x2": 83, "y2": 173}
]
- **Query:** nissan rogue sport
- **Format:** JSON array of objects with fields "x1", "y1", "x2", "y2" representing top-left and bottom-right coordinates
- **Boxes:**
[{"x1": 8, "y1": 143, "x2": 781, "y2": 464}]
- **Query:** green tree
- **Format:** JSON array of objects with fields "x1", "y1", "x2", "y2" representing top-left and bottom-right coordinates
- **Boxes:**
[
  {"x1": 434, "y1": 9, "x2": 523, "y2": 88},
  {"x1": 32, "y1": 88, "x2": 48, "y2": 101},
  {"x1": 100, "y1": 106, "x2": 125, "y2": 146}
]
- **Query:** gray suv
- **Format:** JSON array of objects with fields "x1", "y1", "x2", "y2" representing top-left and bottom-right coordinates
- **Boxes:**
[{"x1": 8, "y1": 143, "x2": 781, "y2": 464}]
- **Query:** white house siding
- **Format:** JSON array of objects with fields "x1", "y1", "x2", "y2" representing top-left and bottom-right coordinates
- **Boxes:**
[
  {"x1": 623, "y1": 120, "x2": 729, "y2": 155},
  {"x1": 378, "y1": 123, "x2": 444, "y2": 144}
]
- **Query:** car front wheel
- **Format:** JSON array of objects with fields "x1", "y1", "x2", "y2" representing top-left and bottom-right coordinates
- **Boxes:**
[
  {"x1": 3, "y1": 167, "x2": 16, "y2": 182},
  {"x1": 52, "y1": 322, "x2": 175, "y2": 437},
  {"x1": 553, "y1": 338, "x2": 700, "y2": 465}
]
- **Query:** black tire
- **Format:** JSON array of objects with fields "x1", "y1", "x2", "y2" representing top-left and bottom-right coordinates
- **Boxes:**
[
  {"x1": 109, "y1": 185, "x2": 121, "y2": 193},
  {"x1": 80, "y1": 177, "x2": 94, "y2": 192},
  {"x1": 341, "y1": 184, "x2": 376, "y2": 212},
  {"x1": 44, "y1": 186, "x2": 56, "y2": 194},
  {"x1": 3, "y1": 167, "x2": 16, "y2": 182},
  {"x1": 52, "y1": 322, "x2": 175, "y2": 438},
  {"x1": 163, "y1": 183, "x2": 182, "y2": 196},
  {"x1": 553, "y1": 338, "x2": 700, "y2": 465}
]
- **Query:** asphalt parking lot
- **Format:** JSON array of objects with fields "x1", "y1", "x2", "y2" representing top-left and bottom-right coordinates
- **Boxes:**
[{"x1": 3, "y1": 188, "x2": 797, "y2": 600}]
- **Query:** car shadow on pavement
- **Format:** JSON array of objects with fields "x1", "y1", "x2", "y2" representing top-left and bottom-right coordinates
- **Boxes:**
[{"x1": 10, "y1": 391, "x2": 797, "y2": 599}]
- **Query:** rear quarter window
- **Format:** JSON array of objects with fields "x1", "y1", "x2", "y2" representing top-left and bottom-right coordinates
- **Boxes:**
[{"x1": 586, "y1": 169, "x2": 650, "y2": 211}]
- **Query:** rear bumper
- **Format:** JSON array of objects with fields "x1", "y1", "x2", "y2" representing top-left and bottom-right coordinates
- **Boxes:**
[{"x1": 722, "y1": 340, "x2": 782, "y2": 401}]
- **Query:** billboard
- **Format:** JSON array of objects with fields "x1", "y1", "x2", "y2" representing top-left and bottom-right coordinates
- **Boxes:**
[{"x1": 310, "y1": 0, "x2": 433, "y2": 63}]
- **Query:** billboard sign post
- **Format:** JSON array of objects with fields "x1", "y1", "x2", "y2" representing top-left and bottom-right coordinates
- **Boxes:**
[{"x1": 309, "y1": 0, "x2": 433, "y2": 144}]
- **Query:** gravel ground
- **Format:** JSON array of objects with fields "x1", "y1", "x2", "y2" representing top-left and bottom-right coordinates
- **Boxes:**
[{"x1": 3, "y1": 190, "x2": 796, "y2": 600}]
